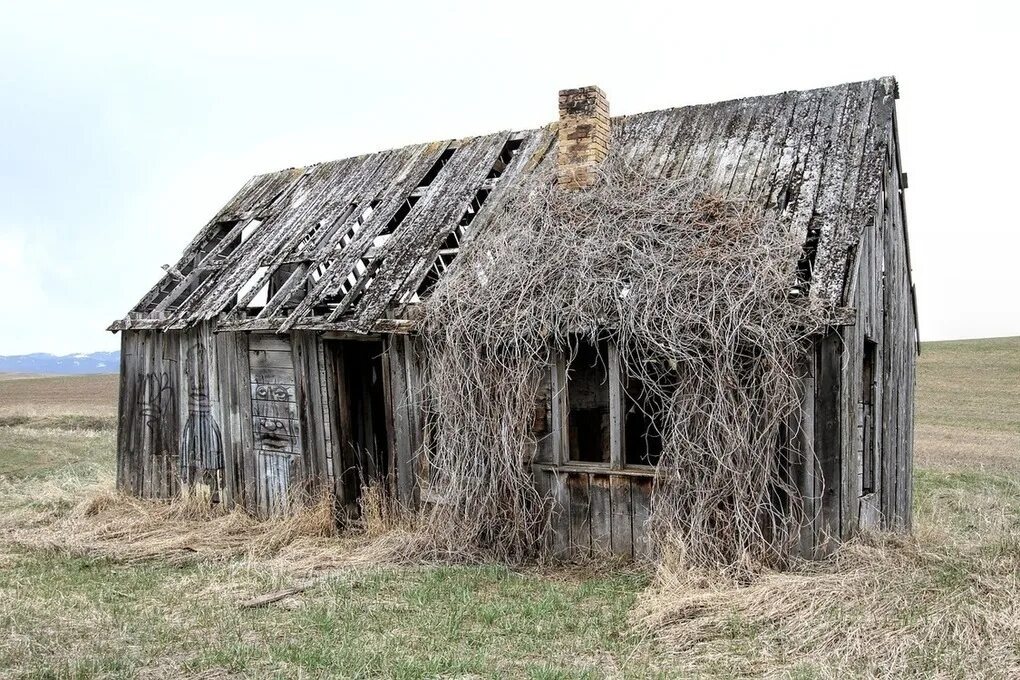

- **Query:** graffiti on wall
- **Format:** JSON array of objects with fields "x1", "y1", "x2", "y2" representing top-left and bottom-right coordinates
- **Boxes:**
[
  {"x1": 179, "y1": 339, "x2": 224, "y2": 481},
  {"x1": 138, "y1": 371, "x2": 175, "y2": 457}
]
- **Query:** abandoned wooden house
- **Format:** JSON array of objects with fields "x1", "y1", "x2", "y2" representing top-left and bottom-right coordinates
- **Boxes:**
[{"x1": 111, "y1": 77, "x2": 917, "y2": 559}]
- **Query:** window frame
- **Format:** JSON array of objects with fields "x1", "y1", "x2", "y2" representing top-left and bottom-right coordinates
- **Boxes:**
[{"x1": 551, "y1": 339, "x2": 655, "y2": 472}]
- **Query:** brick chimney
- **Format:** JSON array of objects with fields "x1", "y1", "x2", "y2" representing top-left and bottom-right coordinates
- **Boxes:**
[{"x1": 557, "y1": 86, "x2": 610, "y2": 189}]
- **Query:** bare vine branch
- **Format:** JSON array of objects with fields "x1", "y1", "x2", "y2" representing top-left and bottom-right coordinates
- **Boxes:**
[{"x1": 416, "y1": 159, "x2": 827, "y2": 569}]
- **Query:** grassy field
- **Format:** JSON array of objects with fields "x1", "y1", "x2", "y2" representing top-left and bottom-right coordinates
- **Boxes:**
[{"x1": 0, "y1": 339, "x2": 1017, "y2": 678}]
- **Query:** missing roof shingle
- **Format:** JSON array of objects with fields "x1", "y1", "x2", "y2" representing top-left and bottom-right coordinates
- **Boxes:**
[{"x1": 415, "y1": 138, "x2": 520, "y2": 298}]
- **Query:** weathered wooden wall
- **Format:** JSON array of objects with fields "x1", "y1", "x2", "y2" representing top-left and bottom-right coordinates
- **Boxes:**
[
  {"x1": 795, "y1": 120, "x2": 916, "y2": 554},
  {"x1": 119, "y1": 328, "x2": 347, "y2": 515},
  {"x1": 119, "y1": 186, "x2": 916, "y2": 552},
  {"x1": 532, "y1": 466, "x2": 653, "y2": 560}
]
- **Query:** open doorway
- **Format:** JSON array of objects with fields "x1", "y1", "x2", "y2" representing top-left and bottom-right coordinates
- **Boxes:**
[{"x1": 329, "y1": 339, "x2": 391, "y2": 505}]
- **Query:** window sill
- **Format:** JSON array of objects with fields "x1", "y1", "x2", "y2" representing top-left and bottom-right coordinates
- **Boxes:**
[{"x1": 533, "y1": 462, "x2": 657, "y2": 478}]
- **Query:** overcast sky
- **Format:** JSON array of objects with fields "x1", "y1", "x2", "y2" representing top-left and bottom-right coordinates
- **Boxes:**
[{"x1": 0, "y1": 1, "x2": 1016, "y2": 355}]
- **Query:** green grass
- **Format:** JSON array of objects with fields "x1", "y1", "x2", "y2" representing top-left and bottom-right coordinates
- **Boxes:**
[
  {"x1": 0, "y1": 426, "x2": 113, "y2": 480},
  {"x1": 0, "y1": 338, "x2": 1017, "y2": 677},
  {"x1": 0, "y1": 552, "x2": 657, "y2": 678},
  {"x1": 3, "y1": 467, "x2": 1015, "y2": 678}
]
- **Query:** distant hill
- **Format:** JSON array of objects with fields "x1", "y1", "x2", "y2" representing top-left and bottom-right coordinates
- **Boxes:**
[{"x1": 0, "y1": 351, "x2": 120, "y2": 375}]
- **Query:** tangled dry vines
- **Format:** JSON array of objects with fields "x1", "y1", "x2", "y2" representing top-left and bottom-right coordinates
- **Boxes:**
[{"x1": 417, "y1": 159, "x2": 828, "y2": 568}]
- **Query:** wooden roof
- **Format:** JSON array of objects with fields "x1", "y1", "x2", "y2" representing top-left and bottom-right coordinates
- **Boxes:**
[{"x1": 111, "y1": 77, "x2": 900, "y2": 334}]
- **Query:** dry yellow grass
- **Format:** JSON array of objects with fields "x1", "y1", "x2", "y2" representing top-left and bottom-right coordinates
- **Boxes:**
[
  {"x1": 914, "y1": 336, "x2": 1019, "y2": 474},
  {"x1": 633, "y1": 337, "x2": 1020, "y2": 677},
  {"x1": 0, "y1": 338, "x2": 1017, "y2": 677},
  {"x1": 634, "y1": 473, "x2": 1020, "y2": 677}
]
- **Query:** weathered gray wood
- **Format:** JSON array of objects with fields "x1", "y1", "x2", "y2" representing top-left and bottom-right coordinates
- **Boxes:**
[
  {"x1": 326, "y1": 341, "x2": 360, "y2": 514},
  {"x1": 387, "y1": 335, "x2": 415, "y2": 507},
  {"x1": 815, "y1": 331, "x2": 843, "y2": 554},
  {"x1": 250, "y1": 366, "x2": 296, "y2": 386},
  {"x1": 235, "y1": 333, "x2": 257, "y2": 514},
  {"x1": 214, "y1": 330, "x2": 242, "y2": 509},
  {"x1": 404, "y1": 335, "x2": 428, "y2": 493},
  {"x1": 567, "y1": 473, "x2": 591, "y2": 555},
  {"x1": 378, "y1": 340, "x2": 399, "y2": 502},
  {"x1": 609, "y1": 476, "x2": 633, "y2": 558},
  {"x1": 549, "y1": 471, "x2": 570, "y2": 558},
  {"x1": 608, "y1": 342, "x2": 623, "y2": 470},
  {"x1": 532, "y1": 468, "x2": 553, "y2": 554},
  {"x1": 589, "y1": 474, "x2": 613, "y2": 555},
  {"x1": 111, "y1": 79, "x2": 899, "y2": 338},
  {"x1": 532, "y1": 368, "x2": 554, "y2": 464},
  {"x1": 795, "y1": 353, "x2": 819, "y2": 558},
  {"x1": 109, "y1": 76, "x2": 917, "y2": 566},
  {"x1": 249, "y1": 348, "x2": 295, "y2": 371},
  {"x1": 859, "y1": 493, "x2": 881, "y2": 530},
  {"x1": 631, "y1": 477, "x2": 653, "y2": 560},
  {"x1": 292, "y1": 331, "x2": 330, "y2": 497},
  {"x1": 251, "y1": 399, "x2": 299, "y2": 420},
  {"x1": 550, "y1": 353, "x2": 567, "y2": 465}
]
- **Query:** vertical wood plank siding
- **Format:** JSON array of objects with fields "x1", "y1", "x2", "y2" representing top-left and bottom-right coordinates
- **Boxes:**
[{"x1": 113, "y1": 77, "x2": 914, "y2": 561}]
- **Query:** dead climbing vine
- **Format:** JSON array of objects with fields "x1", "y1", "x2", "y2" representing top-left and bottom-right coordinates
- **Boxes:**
[{"x1": 416, "y1": 158, "x2": 828, "y2": 569}]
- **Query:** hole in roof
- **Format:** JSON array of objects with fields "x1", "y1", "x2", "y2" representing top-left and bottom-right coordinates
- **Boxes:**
[
  {"x1": 380, "y1": 196, "x2": 420, "y2": 236},
  {"x1": 241, "y1": 218, "x2": 264, "y2": 243},
  {"x1": 237, "y1": 266, "x2": 270, "y2": 308},
  {"x1": 417, "y1": 148, "x2": 456, "y2": 188},
  {"x1": 414, "y1": 138, "x2": 519, "y2": 300},
  {"x1": 486, "y1": 138, "x2": 523, "y2": 179}
]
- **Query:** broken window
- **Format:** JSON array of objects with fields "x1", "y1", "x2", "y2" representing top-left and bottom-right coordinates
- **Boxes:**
[
  {"x1": 566, "y1": 339, "x2": 611, "y2": 464},
  {"x1": 550, "y1": 339, "x2": 666, "y2": 470},
  {"x1": 623, "y1": 369, "x2": 663, "y2": 467}
]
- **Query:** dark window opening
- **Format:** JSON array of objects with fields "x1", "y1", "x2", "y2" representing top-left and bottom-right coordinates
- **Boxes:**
[
  {"x1": 567, "y1": 339, "x2": 611, "y2": 463},
  {"x1": 624, "y1": 372, "x2": 663, "y2": 467},
  {"x1": 861, "y1": 338, "x2": 878, "y2": 495}
]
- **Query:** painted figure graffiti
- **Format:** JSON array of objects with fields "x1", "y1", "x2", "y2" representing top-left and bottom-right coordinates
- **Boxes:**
[
  {"x1": 180, "y1": 339, "x2": 224, "y2": 483},
  {"x1": 180, "y1": 386, "x2": 224, "y2": 476},
  {"x1": 138, "y1": 371, "x2": 176, "y2": 458}
]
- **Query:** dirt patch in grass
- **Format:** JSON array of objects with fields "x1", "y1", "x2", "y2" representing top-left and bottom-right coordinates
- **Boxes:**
[{"x1": 0, "y1": 373, "x2": 118, "y2": 420}]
